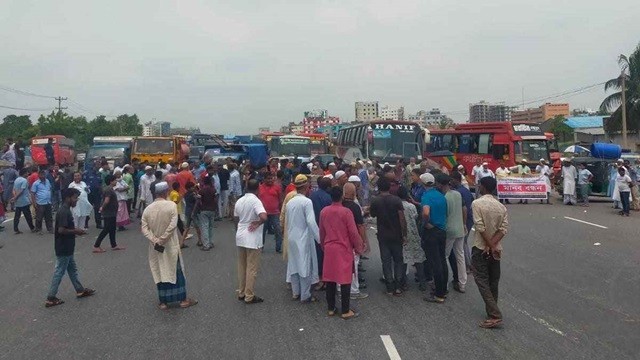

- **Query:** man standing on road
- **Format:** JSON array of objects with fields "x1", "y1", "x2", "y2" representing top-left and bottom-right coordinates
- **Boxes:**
[
  {"x1": 471, "y1": 177, "x2": 508, "y2": 329},
  {"x1": 141, "y1": 182, "x2": 198, "y2": 310},
  {"x1": 138, "y1": 166, "x2": 155, "y2": 217},
  {"x1": 440, "y1": 174, "x2": 467, "y2": 293},
  {"x1": 420, "y1": 173, "x2": 448, "y2": 303},
  {"x1": 234, "y1": 179, "x2": 267, "y2": 304},
  {"x1": 342, "y1": 182, "x2": 369, "y2": 300},
  {"x1": 84, "y1": 164, "x2": 103, "y2": 229},
  {"x1": 258, "y1": 172, "x2": 283, "y2": 253},
  {"x1": 319, "y1": 185, "x2": 364, "y2": 319},
  {"x1": 45, "y1": 188, "x2": 95, "y2": 308},
  {"x1": 218, "y1": 161, "x2": 231, "y2": 219},
  {"x1": 310, "y1": 176, "x2": 332, "y2": 290},
  {"x1": 370, "y1": 177, "x2": 406, "y2": 296},
  {"x1": 562, "y1": 160, "x2": 578, "y2": 205},
  {"x1": 12, "y1": 168, "x2": 35, "y2": 234},
  {"x1": 285, "y1": 175, "x2": 321, "y2": 303},
  {"x1": 577, "y1": 163, "x2": 593, "y2": 206},
  {"x1": 228, "y1": 163, "x2": 242, "y2": 219},
  {"x1": 451, "y1": 171, "x2": 474, "y2": 272},
  {"x1": 536, "y1": 159, "x2": 553, "y2": 205},
  {"x1": 30, "y1": 170, "x2": 53, "y2": 235}
]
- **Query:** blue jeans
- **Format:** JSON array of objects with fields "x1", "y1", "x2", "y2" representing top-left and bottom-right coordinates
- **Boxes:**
[
  {"x1": 262, "y1": 214, "x2": 282, "y2": 252},
  {"x1": 48, "y1": 255, "x2": 84, "y2": 299},
  {"x1": 200, "y1": 210, "x2": 215, "y2": 247}
]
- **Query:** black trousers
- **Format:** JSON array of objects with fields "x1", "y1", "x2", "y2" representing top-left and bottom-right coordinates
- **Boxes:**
[
  {"x1": 326, "y1": 282, "x2": 350, "y2": 314},
  {"x1": 87, "y1": 189, "x2": 102, "y2": 226},
  {"x1": 378, "y1": 237, "x2": 404, "y2": 292},
  {"x1": 14, "y1": 205, "x2": 34, "y2": 232},
  {"x1": 472, "y1": 247, "x2": 502, "y2": 319},
  {"x1": 94, "y1": 217, "x2": 117, "y2": 248},
  {"x1": 422, "y1": 227, "x2": 447, "y2": 298},
  {"x1": 177, "y1": 216, "x2": 185, "y2": 234}
]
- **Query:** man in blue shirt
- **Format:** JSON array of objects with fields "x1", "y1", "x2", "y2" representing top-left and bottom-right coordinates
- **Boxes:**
[
  {"x1": 31, "y1": 170, "x2": 53, "y2": 234},
  {"x1": 420, "y1": 172, "x2": 448, "y2": 303},
  {"x1": 11, "y1": 168, "x2": 35, "y2": 234},
  {"x1": 310, "y1": 176, "x2": 333, "y2": 288},
  {"x1": 451, "y1": 171, "x2": 474, "y2": 271}
]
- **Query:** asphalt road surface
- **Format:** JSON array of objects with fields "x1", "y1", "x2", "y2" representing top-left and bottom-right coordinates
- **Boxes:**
[{"x1": 0, "y1": 197, "x2": 638, "y2": 360}]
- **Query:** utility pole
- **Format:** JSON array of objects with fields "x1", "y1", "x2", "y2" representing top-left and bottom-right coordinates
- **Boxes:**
[
  {"x1": 55, "y1": 96, "x2": 67, "y2": 118},
  {"x1": 620, "y1": 72, "x2": 628, "y2": 149}
]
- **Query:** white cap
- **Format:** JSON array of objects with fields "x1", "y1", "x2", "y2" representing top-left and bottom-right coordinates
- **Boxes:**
[
  {"x1": 181, "y1": 162, "x2": 189, "y2": 168},
  {"x1": 144, "y1": 166, "x2": 153, "y2": 171},
  {"x1": 457, "y1": 164, "x2": 464, "y2": 170},
  {"x1": 328, "y1": 162, "x2": 335, "y2": 167},
  {"x1": 482, "y1": 162, "x2": 489, "y2": 166},
  {"x1": 335, "y1": 170, "x2": 346, "y2": 179},
  {"x1": 323, "y1": 174, "x2": 334, "y2": 179},
  {"x1": 617, "y1": 158, "x2": 624, "y2": 163},
  {"x1": 348, "y1": 175, "x2": 361, "y2": 182},
  {"x1": 154, "y1": 181, "x2": 169, "y2": 193},
  {"x1": 539, "y1": 158, "x2": 546, "y2": 162},
  {"x1": 420, "y1": 173, "x2": 435, "y2": 185}
]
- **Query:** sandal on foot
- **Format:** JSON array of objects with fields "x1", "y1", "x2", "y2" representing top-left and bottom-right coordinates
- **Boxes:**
[
  {"x1": 292, "y1": 295, "x2": 300, "y2": 301},
  {"x1": 301, "y1": 296, "x2": 319, "y2": 304},
  {"x1": 245, "y1": 296, "x2": 264, "y2": 304},
  {"x1": 479, "y1": 319, "x2": 502, "y2": 328},
  {"x1": 341, "y1": 310, "x2": 359, "y2": 320},
  {"x1": 328, "y1": 308, "x2": 338, "y2": 316},
  {"x1": 158, "y1": 303, "x2": 168, "y2": 310},
  {"x1": 76, "y1": 288, "x2": 96, "y2": 298},
  {"x1": 180, "y1": 298, "x2": 198, "y2": 308},
  {"x1": 111, "y1": 246, "x2": 126, "y2": 251},
  {"x1": 92, "y1": 247, "x2": 106, "y2": 253},
  {"x1": 45, "y1": 298, "x2": 65, "y2": 308}
]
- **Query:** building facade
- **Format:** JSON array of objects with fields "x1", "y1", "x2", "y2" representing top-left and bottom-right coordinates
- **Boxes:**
[
  {"x1": 355, "y1": 101, "x2": 379, "y2": 122},
  {"x1": 511, "y1": 103, "x2": 570, "y2": 123},
  {"x1": 469, "y1": 101, "x2": 512, "y2": 123},
  {"x1": 142, "y1": 122, "x2": 155, "y2": 137},
  {"x1": 379, "y1": 105, "x2": 404, "y2": 121}
]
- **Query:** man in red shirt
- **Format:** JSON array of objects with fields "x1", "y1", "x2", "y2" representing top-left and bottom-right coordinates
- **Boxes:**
[
  {"x1": 176, "y1": 162, "x2": 196, "y2": 196},
  {"x1": 27, "y1": 166, "x2": 40, "y2": 188},
  {"x1": 258, "y1": 172, "x2": 283, "y2": 253}
]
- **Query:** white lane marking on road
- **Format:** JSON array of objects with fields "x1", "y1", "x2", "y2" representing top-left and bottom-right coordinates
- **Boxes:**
[
  {"x1": 380, "y1": 335, "x2": 401, "y2": 360},
  {"x1": 564, "y1": 216, "x2": 608, "y2": 229},
  {"x1": 515, "y1": 308, "x2": 566, "y2": 337}
]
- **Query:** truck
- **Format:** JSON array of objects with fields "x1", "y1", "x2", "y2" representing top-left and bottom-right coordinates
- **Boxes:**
[
  {"x1": 84, "y1": 136, "x2": 134, "y2": 171},
  {"x1": 131, "y1": 136, "x2": 189, "y2": 165},
  {"x1": 30, "y1": 135, "x2": 76, "y2": 166}
]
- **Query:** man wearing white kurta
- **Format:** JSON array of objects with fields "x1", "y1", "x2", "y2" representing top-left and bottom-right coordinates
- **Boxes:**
[
  {"x1": 138, "y1": 166, "x2": 155, "y2": 217},
  {"x1": 141, "y1": 182, "x2": 197, "y2": 310},
  {"x1": 536, "y1": 159, "x2": 553, "y2": 204},
  {"x1": 561, "y1": 161, "x2": 578, "y2": 205},
  {"x1": 285, "y1": 175, "x2": 320, "y2": 303},
  {"x1": 234, "y1": 179, "x2": 267, "y2": 304}
]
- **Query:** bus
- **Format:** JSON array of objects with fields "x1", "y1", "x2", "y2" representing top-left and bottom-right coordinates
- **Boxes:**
[
  {"x1": 300, "y1": 133, "x2": 328, "y2": 155},
  {"x1": 131, "y1": 136, "x2": 190, "y2": 165},
  {"x1": 269, "y1": 135, "x2": 312, "y2": 162},
  {"x1": 335, "y1": 120, "x2": 428, "y2": 164},
  {"x1": 30, "y1": 135, "x2": 75, "y2": 166},
  {"x1": 425, "y1": 122, "x2": 556, "y2": 173}
]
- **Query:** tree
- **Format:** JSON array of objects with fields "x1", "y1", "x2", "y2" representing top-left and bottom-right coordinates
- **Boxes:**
[
  {"x1": 0, "y1": 115, "x2": 37, "y2": 141},
  {"x1": 601, "y1": 43, "x2": 640, "y2": 133},
  {"x1": 548, "y1": 115, "x2": 573, "y2": 143}
]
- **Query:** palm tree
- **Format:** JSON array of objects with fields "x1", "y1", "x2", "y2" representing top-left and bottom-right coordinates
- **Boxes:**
[{"x1": 601, "y1": 44, "x2": 640, "y2": 133}]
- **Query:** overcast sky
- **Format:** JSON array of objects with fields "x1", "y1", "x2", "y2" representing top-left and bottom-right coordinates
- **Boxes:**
[{"x1": 1, "y1": 0, "x2": 638, "y2": 134}]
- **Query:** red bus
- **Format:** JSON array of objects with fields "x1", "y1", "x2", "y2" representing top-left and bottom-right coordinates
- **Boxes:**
[
  {"x1": 425, "y1": 122, "x2": 555, "y2": 173},
  {"x1": 31, "y1": 135, "x2": 76, "y2": 166}
]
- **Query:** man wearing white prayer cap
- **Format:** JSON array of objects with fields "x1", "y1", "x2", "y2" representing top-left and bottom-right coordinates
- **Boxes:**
[
  {"x1": 142, "y1": 180, "x2": 198, "y2": 310},
  {"x1": 335, "y1": 170, "x2": 348, "y2": 186}
]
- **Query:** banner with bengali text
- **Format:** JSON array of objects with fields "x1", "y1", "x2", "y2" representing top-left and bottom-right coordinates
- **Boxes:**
[{"x1": 497, "y1": 176, "x2": 548, "y2": 200}]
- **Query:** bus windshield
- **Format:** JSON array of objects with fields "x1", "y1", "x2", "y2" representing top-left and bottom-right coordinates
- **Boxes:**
[
  {"x1": 87, "y1": 147, "x2": 125, "y2": 160},
  {"x1": 274, "y1": 138, "x2": 311, "y2": 156},
  {"x1": 135, "y1": 139, "x2": 174, "y2": 154},
  {"x1": 372, "y1": 130, "x2": 420, "y2": 159},
  {"x1": 518, "y1": 140, "x2": 549, "y2": 162},
  {"x1": 309, "y1": 140, "x2": 327, "y2": 154}
]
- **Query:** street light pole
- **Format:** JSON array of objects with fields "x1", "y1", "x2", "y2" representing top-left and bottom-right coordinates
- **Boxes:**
[{"x1": 621, "y1": 71, "x2": 628, "y2": 149}]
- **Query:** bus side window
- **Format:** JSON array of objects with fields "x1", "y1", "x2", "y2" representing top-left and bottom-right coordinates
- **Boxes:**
[
  {"x1": 478, "y1": 134, "x2": 490, "y2": 154},
  {"x1": 459, "y1": 134, "x2": 473, "y2": 153},
  {"x1": 492, "y1": 145, "x2": 507, "y2": 160}
]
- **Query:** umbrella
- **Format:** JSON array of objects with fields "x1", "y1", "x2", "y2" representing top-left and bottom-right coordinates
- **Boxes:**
[{"x1": 563, "y1": 145, "x2": 590, "y2": 154}]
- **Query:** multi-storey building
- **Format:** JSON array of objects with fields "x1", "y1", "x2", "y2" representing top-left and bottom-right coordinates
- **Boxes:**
[
  {"x1": 469, "y1": 101, "x2": 512, "y2": 123},
  {"x1": 511, "y1": 103, "x2": 570, "y2": 123},
  {"x1": 355, "y1": 101, "x2": 379, "y2": 122}
]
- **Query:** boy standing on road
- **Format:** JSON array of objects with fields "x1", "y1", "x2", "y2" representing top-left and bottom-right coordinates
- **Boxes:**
[{"x1": 45, "y1": 188, "x2": 95, "y2": 307}]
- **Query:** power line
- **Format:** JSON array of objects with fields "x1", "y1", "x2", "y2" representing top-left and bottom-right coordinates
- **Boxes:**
[
  {"x1": 0, "y1": 85, "x2": 56, "y2": 99},
  {"x1": 0, "y1": 104, "x2": 53, "y2": 111}
]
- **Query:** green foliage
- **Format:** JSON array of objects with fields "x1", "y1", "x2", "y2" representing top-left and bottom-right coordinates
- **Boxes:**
[
  {"x1": 548, "y1": 115, "x2": 573, "y2": 143},
  {"x1": 601, "y1": 43, "x2": 640, "y2": 133},
  {"x1": 1, "y1": 112, "x2": 143, "y2": 152}
]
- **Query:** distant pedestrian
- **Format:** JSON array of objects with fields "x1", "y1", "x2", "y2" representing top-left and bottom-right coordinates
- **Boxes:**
[
  {"x1": 30, "y1": 170, "x2": 53, "y2": 235},
  {"x1": 258, "y1": 172, "x2": 283, "y2": 253},
  {"x1": 440, "y1": 174, "x2": 467, "y2": 294},
  {"x1": 11, "y1": 168, "x2": 35, "y2": 234},
  {"x1": 114, "y1": 172, "x2": 131, "y2": 231},
  {"x1": 45, "y1": 188, "x2": 95, "y2": 308},
  {"x1": 93, "y1": 175, "x2": 126, "y2": 253},
  {"x1": 138, "y1": 166, "x2": 155, "y2": 216},
  {"x1": 420, "y1": 173, "x2": 448, "y2": 303},
  {"x1": 68, "y1": 172, "x2": 92, "y2": 230},
  {"x1": 310, "y1": 176, "x2": 332, "y2": 290},
  {"x1": 471, "y1": 177, "x2": 508, "y2": 329},
  {"x1": 285, "y1": 175, "x2": 321, "y2": 303},
  {"x1": 397, "y1": 186, "x2": 427, "y2": 291},
  {"x1": 44, "y1": 138, "x2": 55, "y2": 166},
  {"x1": 561, "y1": 160, "x2": 578, "y2": 205},
  {"x1": 577, "y1": 163, "x2": 593, "y2": 206},
  {"x1": 536, "y1": 159, "x2": 553, "y2": 204},
  {"x1": 182, "y1": 181, "x2": 202, "y2": 246},
  {"x1": 342, "y1": 182, "x2": 369, "y2": 300},
  {"x1": 233, "y1": 179, "x2": 267, "y2": 304},
  {"x1": 319, "y1": 186, "x2": 364, "y2": 319},
  {"x1": 616, "y1": 166, "x2": 633, "y2": 216},
  {"x1": 141, "y1": 182, "x2": 198, "y2": 310},
  {"x1": 198, "y1": 175, "x2": 217, "y2": 251}
]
